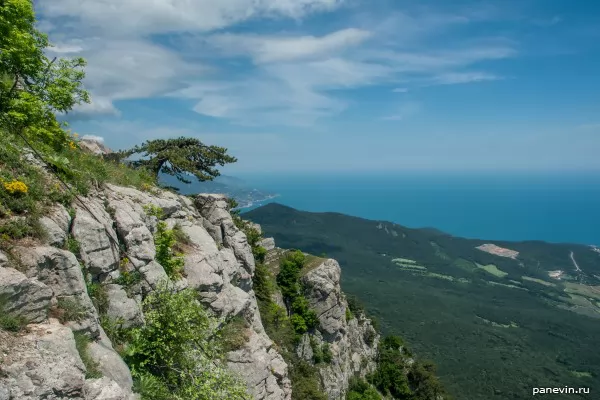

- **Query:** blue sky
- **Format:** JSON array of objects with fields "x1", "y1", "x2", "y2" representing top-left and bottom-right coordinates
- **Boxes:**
[{"x1": 37, "y1": 0, "x2": 600, "y2": 173}]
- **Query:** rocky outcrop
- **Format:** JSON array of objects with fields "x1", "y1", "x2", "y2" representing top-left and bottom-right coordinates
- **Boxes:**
[
  {"x1": 296, "y1": 260, "x2": 379, "y2": 400},
  {"x1": 262, "y1": 240, "x2": 380, "y2": 400},
  {"x1": 0, "y1": 320, "x2": 134, "y2": 400},
  {"x1": 0, "y1": 184, "x2": 291, "y2": 400}
]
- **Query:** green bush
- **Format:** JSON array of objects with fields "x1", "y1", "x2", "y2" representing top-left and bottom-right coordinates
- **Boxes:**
[
  {"x1": 65, "y1": 235, "x2": 80, "y2": 256},
  {"x1": 55, "y1": 297, "x2": 87, "y2": 323},
  {"x1": 346, "y1": 307, "x2": 354, "y2": 322},
  {"x1": 220, "y1": 316, "x2": 250, "y2": 353},
  {"x1": 74, "y1": 332, "x2": 103, "y2": 379},
  {"x1": 87, "y1": 282, "x2": 109, "y2": 315},
  {"x1": 123, "y1": 284, "x2": 248, "y2": 399},
  {"x1": 0, "y1": 299, "x2": 27, "y2": 332},
  {"x1": 346, "y1": 377, "x2": 382, "y2": 400},
  {"x1": 154, "y1": 221, "x2": 185, "y2": 279},
  {"x1": 290, "y1": 360, "x2": 328, "y2": 400}
]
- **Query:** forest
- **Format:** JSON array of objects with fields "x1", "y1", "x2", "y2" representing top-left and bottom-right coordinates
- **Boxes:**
[{"x1": 245, "y1": 203, "x2": 600, "y2": 400}]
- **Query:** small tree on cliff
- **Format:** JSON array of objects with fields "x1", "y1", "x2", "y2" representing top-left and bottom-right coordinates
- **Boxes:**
[
  {"x1": 118, "y1": 137, "x2": 237, "y2": 183},
  {"x1": 0, "y1": 0, "x2": 90, "y2": 148}
]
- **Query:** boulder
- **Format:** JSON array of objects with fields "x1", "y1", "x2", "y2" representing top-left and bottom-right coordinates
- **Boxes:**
[
  {"x1": 0, "y1": 320, "x2": 86, "y2": 399},
  {"x1": 0, "y1": 267, "x2": 52, "y2": 323}
]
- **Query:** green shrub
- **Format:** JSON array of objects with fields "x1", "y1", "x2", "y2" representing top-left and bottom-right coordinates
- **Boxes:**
[
  {"x1": 346, "y1": 377, "x2": 382, "y2": 400},
  {"x1": 220, "y1": 316, "x2": 250, "y2": 353},
  {"x1": 114, "y1": 269, "x2": 142, "y2": 292},
  {"x1": 55, "y1": 297, "x2": 87, "y2": 323},
  {"x1": 87, "y1": 282, "x2": 109, "y2": 315},
  {"x1": 322, "y1": 343, "x2": 332, "y2": 364},
  {"x1": 123, "y1": 284, "x2": 248, "y2": 399},
  {"x1": 290, "y1": 360, "x2": 328, "y2": 400},
  {"x1": 0, "y1": 299, "x2": 27, "y2": 332},
  {"x1": 100, "y1": 315, "x2": 128, "y2": 350},
  {"x1": 346, "y1": 307, "x2": 354, "y2": 322},
  {"x1": 65, "y1": 235, "x2": 80, "y2": 256},
  {"x1": 133, "y1": 372, "x2": 171, "y2": 400},
  {"x1": 74, "y1": 332, "x2": 103, "y2": 379},
  {"x1": 368, "y1": 335, "x2": 412, "y2": 399},
  {"x1": 154, "y1": 221, "x2": 185, "y2": 279},
  {"x1": 143, "y1": 204, "x2": 164, "y2": 219}
]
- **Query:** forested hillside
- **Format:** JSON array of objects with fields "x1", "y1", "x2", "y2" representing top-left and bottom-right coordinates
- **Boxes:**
[{"x1": 245, "y1": 203, "x2": 600, "y2": 400}]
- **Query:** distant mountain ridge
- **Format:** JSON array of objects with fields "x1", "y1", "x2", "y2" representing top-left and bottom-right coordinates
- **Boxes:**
[
  {"x1": 244, "y1": 203, "x2": 600, "y2": 400},
  {"x1": 160, "y1": 173, "x2": 278, "y2": 208}
]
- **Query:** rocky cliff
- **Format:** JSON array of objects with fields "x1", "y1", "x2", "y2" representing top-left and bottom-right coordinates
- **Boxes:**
[
  {"x1": 262, "y1": 245, "x2": 380, "y2": 400},
  {"x1": 0, "y1": 182, "x2": 378, "y2": 399},
  {"x1": 0, "y1": 185, "x2": 290, "y2": 399},
  {"x1": 297, "y1": 259, "x2": 379, "y2": 399}
]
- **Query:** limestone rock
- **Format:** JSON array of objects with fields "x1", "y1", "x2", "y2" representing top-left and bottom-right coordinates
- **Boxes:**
[
  {"x1": 40, "y1": 216, "x2": 67, "y2": 247},
  {"x1": 0, "y1": 267, "x2": 52, "y2": 323},
  {"x1": 301, "y1": 259, "x2": 380, "y2": 399},
  {"x1": 104, "y1": 284, "x2": 143, "y2": 329},
  {"x1": 87, "y1": 327, "x2": 134, "y2": 392},
  {"x1": 72, "y1": 200, "x2": 120, "y2": 278},
  {"x1": 15, "y1": 246, "x2": 100, "y2": 336},
  {"x1": 83, "y1": 377, "x2": 135, "y2": 400},
  {"x1": 260, "y1": 237, "x2": 276, "y2": 251},
  {"x1": 0, "y1": 320, "x2": 86, "y2": 399},
  {"x1": 0, "y1": 251, "x2": 8, "y2": 268}
]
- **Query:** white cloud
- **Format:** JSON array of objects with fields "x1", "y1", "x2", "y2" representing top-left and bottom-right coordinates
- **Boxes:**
[
  {"x1": 81, "y1": 135, "x2": 105, "y2": 143},
  {"x1": 209, "y1": 28, "x2": 372, "y2": 63},
  {"x1": 430, "y1": 72, "x2": 502, "y2": 85},
  {"x1": 38, "y1": 0, "x2": 517, "y2": 127},
  {"x1": 38, "y1": 0, "x2": 345, "y2": 36},
  {"x1": 69, "y1": 97, "x2": 120, "y2": 118},
  {"x1": 392, "y1": 88, "x2": 409, "y2": 93}
]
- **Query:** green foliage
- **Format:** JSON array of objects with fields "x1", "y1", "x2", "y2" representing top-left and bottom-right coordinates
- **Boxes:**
[
  {"x1": 123, "y1": 284, "x2": 248, "y2": 399},
  {"x1": 74, "y1": 332, "x2": 102, "y2": 379},
  {"x1": 0, "y1": 298, "x2": 26, "y2": 331},
  {"x1": 132, "y1": 372, "x2": 171, "y2": 400},
  {"x1": 154, "y1": 221, "x2": 185, "y2": 279},
  {"x1": 0, "y1": 0, "x2": 89, "y2": 148},
  {"x1": 346, "y1": 307, "x2": 354, "y2": 322},
  {"x1": 143, "y1": 204, "x2": 164, "y2": 219},
  {"x1": 347, "y1": 377, "x2": 382, "y2": 400},
  {"x1": 119, "y1": 137, "x2": 237, "y2": 183},
  {"x1": 310, "y1": 337, "x2": 332, "y2": 365},
  {"x1": 87, "y1": 282, "x2": 109, "y2": 315},
  {"x1": 407, "y1": 360, "x2": 450, "y2": 400},
  {"x1": 289, "y1": 360, "x2": 328, "y2": 400},
  {"x1": 100, "y1": 315, "x2": 128, "y2": 350},
  {"x1": 369, "y1": 335, "x2": 412, "y2": 399},
  {"x1": 65, "y1": 234, "x2": 80, "y2": 256},
  {"x1": 220, "y1": 316, "x2": 250, "y2": 353},
  {"x1": 114, "y1": 269, "x2": 142, "y2": 292},
  {"x1": 254, "y1": 262, "x2": 274, "y2": 302},
  {"x1": 245, "y1": 204, "x2": 600, "y2": 400},
  {"x1": 276, "y1": 251, "x2": 319, "y2": 334},
  {"x1": 55, "y1": 297, "x2": 87, "y2": 323},
  {"x1": 322, "y1": 342, "x2": 332, "y2": 364}
]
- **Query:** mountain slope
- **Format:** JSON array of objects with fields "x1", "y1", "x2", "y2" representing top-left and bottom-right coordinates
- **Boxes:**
[{"x1": 244, "y1": 203, "x2": 600, "y2": 400}]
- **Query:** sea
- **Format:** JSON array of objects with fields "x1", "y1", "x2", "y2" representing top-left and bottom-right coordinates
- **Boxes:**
[{"x1": 237, "y1": 171, "x2": 600, "y2": 246}]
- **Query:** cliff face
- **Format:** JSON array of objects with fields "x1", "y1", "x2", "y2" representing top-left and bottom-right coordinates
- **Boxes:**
[
  {"x1": 262, "y1": 243, "x2": 380, "y2": 400},
  {"x1": 0, "y1": 185, "x2": 290, "y2": 399},
  {"x1": 298, "y1": 259, "x2": 379, "y2": 399},
  {"x1": 0, "y1": 182, "x2": 379, "y2": 399}
]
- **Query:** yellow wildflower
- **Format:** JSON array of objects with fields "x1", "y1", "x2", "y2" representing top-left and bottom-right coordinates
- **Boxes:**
[
  {"x1": 3, "y1": 180, "x2": 28, "y2": 195},
  {"x1": 73, "y1": 133, "x2": 79, "y2": 138},
  {"x1": 69, "y1": 141, "x2": 77, "y2": 150}
]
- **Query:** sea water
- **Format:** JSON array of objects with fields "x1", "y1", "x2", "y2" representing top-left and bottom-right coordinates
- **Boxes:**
[{"x1": 238, "y1": 171, "x2": 600, "y2": 245}]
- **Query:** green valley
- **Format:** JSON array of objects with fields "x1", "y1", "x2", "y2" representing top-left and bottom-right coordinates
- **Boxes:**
[{"x1": 245, "y1": 203, "x2": 600, "y2": 400}]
